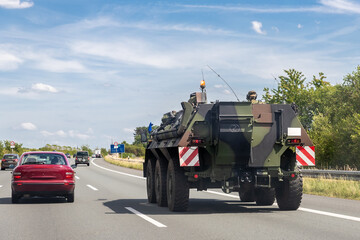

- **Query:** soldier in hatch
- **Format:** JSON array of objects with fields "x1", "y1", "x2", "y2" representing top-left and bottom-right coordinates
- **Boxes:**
[{"x1": 246, "y1": 90, "x2": 261, "y2": 104}]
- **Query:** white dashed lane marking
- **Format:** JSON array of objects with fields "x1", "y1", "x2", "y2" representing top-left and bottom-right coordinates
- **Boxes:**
[
  {"x1": 125, "y1": 207, "x2": 167, "y2": 228},
  {"x1": 86, "y1": 184, "x2": 98, "y2": 191}
]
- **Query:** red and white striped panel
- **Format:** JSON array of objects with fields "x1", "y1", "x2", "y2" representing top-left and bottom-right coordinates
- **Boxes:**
[
  {"x1": 178, "y1": 147, "x2": 200, "y2": 167},
  {"x1": 296, "y1": 146, "x2": 315, "y2": 166}
]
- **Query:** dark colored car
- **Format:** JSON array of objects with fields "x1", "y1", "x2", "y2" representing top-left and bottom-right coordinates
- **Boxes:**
[
  {"x1": 1, "y1": 154, "x2": 20, "y2": 170},
  {"x1": 65, "y1": 153, "x2": 71, "y2": 159},
  {"x1": 75, "y1": 151, "x2": 90, "y2": 166},
  {"x1": 11, "y1": 151, "x2": 75, "y2": 203}
]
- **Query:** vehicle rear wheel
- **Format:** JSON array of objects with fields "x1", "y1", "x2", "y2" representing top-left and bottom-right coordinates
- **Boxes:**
[
  {"x1": 146, "y1": 159, "x2": 156, "y2": 203},
  {"x1": 239, "y1": 185, "x2": 255, "y2": 202},
  {"x1": 166, "y1": 158, "x2": 189, "y2": 212},
  {"x1": 87, "y1": 163, "x2": 90, "y2": 166},
  {"x1": 67, "y1": 192, "x2": 74, "y2": 203},
  {"x1": 1, "y1": 167, "x2": 5, "y2": 171},
  {"x1": 276, "y1": 175, "x2": 303, "y2": 210},
  {"x1": 255, "y1": 188, "x2": 275, "y2": 206},
  {"x1": 11, "y1": 191, "x2": 20, "y2": 204},
  {"x1": 155, "y1": 159, "x2": 167, "y2": 207}
]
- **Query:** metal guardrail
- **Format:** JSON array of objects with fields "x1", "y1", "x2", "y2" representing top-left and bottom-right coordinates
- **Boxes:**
[{"x1": 301, "y1": 169, "x2": 360, "y2": 181}]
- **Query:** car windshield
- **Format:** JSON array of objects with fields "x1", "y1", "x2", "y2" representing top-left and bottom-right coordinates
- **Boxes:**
[
  {"x1": 77, "y1": 152, "x2": 88, "y2": 157},
  {"x1": 4, "y1": 155, "x2": 18, "y2": 160},
  {"x1": 21, "y1": 153, "x2": 66, "y2": 165}
]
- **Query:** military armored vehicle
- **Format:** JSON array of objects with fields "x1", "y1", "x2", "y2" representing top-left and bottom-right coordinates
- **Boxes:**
[{"x1": 143, "y1": 80, "x2": 315, "y2": 212}]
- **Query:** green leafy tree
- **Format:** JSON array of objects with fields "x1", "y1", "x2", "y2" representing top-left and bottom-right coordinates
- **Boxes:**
[{"x1": 263, "y1": 69, "x2": 330, "y2": 129}]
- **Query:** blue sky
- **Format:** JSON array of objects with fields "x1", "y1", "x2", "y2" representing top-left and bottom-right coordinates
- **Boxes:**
[{"x1": 1, "y1": 0, "x2": 360, "y2": 149}]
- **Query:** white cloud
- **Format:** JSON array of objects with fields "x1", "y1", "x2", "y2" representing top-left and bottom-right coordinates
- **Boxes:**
[
  {"x1": 68, "y1": 130, "x2": 90, "y2": 140},
  {"x1": 123, "y1": 128, "x2": 134, "y2": 133},
  {"x1": 31, "y1": 83, "x2": 58, "y2": 93},
  {"x1": 298, "y1": 24, "x2": 303, "y2": 29},
  {"x1": 214, "y1": 84, "x2": 224, "y2": 88},
  {"x1": 41, "y1": 130, "x2": 90, "y2": 140},
  {"x1": 0, "y1": 0, "x2": 33, "y2": 9},
  {"x1": 320, "y1": 0, "x2": 360, "y2": 14},
  {"x1": 0, "y1": 50, "x2": 23, "y2": 71},
  {"x1": 272, "y1": 26, "x2": 280, "y2": 32},
  {"x1": 181, "y1": 1, "x2": 360, "y2": 14},
  {"x1": 20, "y1": 122, "x2": 37, "y2": 130},
  {"x1": 251, "y1": 21, "x2": 266, "y2": 35}
]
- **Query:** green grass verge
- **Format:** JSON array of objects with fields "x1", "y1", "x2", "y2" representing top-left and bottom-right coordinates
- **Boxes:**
[
  {"x1": 303, "y1": 177, "x2": 360, "y2": 200},
  {"x1": 104, "y1": 156, "x2": 143, "y2": 170}
]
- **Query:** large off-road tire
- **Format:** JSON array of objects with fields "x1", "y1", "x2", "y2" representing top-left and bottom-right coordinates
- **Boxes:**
[
  {"x1": 239, "y1": 185, "x2": 255, "y2": 202},
  {"x1": 155, "y1": 159, "x2": 167, "y2": 207},
  {"x1": 146, "y1": 159, "x2": 156, "y2": 203},
  {"x1": 11, "y1": 191, "x2": 20, "y2": 204},
  {"x1": 255, "y1": 188, "x2": 275, "y2": 206},
  {"x1": 166, "y1": 158, "x2": 189, "y2": 212},
  {"x1": 276, "y1": 175, "x2": 303, "y2": 210}
]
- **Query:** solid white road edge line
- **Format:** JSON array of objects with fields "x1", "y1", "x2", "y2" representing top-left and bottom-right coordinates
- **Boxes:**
[
  {"x1": 91, "y1": 158, "x2": 145, "y2": 180},
  {"x1": 299, "y1": 207, "x2": 360, "y2": 222},
  {"x1": 125, "y1": 207, "x2": 167, "y2": 228},
  {"x1": 206, "y1": 190, "x2": 360, "y2": 222},
  {"x1": 92, "y1": 159, "x2": 360, "y2": 223},
  {"x1": 75, "y1": 176, "x2": 80, "y2": 180},
  {"x1": 86, "y1": 184, "x2": 98, "y2": 191}
]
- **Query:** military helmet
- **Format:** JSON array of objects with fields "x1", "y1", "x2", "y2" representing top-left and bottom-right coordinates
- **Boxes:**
[{"x1": 246, "y1": 90, "x2": 257, "y2": 101}]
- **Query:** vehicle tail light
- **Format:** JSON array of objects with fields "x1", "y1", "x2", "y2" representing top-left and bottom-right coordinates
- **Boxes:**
[
  {"x1": 191, "y1": 138, "x2": 204, "y2": 145},
  {"x1": 88, "y1": 157, "x2": 90, "y2": 160},
  {"x1": 13, "y1": 172, "x2": 21, "y2": 179},
  {"x1": 75, "y1": 157, "x2": 78, "y2": 160},
  {"x1": 66, "y1": 172, "x2": 74, "y2": 179},
  {"x1": 286, "y1": 138, "x2": 301, "y2": 145},
  {"x1": 2, "y1": 159, "x2": 5, "y2": 162},
  {"x1": 15, "y1": 159, "x2": 18, "y2": 162}
]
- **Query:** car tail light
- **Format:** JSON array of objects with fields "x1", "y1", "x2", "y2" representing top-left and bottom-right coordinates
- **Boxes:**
[
  {"x1": 191, "y1": 138, "x2": 204, "y2": 145},
  {"x1": 2, "y1": 159, "x2": 5, "y2": 162},
  {"x1": 15, "y1": 159, "x2": 18, "y2": 162},
  {"x1": 13, "y1": 172, "x2": 21, "y2": 179},
  {"x1": 75, "y1": 157, "x2": 78, "y2": 160},
  {"x1": 66, "y1": 172, "x2": 74, "y2": 179},
  {"x1": 88, "y1": 157, "x2": 90, "y2": 160}
]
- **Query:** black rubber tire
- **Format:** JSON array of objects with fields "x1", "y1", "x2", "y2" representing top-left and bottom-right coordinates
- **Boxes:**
[
  {"x1": 67, "y1": 192, "x2": 74, "y2": 203},
  {"x1": 155, "y1": 159, "x2": 167, "y2": 207},
  {"x1": 166, "y1": 158, "x2": 189, "y2": 212},
  {"x1": 276, "y1": 175, "x2": 303, "y2": 210},
  {"x1": 87, "y1": 163, "x2": 90, "y2": 166},
  {"x1": 146, "y1": 159, "x2": 156, "y2": 203},
  {"x1": 255, "y1": 188, "x2": 275, "y2": 206},
  {"x1": 239, "y1": 186, "x2": 255, "y2": 202},
  {"x1": 11, "y1": 191, "x2": 20, "y2": 204},
  {"x1": 1, "y1": 168, "x2": 5, "y2": 171}
]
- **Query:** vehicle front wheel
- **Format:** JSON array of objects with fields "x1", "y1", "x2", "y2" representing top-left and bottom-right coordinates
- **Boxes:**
[
  {"x1": 67, "y1": 192, "x2": 74, "y2": 203},
  {"x1": 255, "y1": 188, "x2": 275, "y2": 206},
  {"x1": 239, "y1": 185, "x2": 255, "y2": 202},
  {"x1": 146, "y1": 159, "x2": 156, "y2": 203},
  {"x1": 166, "y1": 158, "x2": 189, "y2": 212}
]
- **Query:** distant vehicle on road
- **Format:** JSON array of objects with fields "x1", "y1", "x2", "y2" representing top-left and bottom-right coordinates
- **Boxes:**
[
  {"x1": 1, "y1": 154, "x2": 20, "y2": 170},
  {"x1": 75, "y1": 151, "x2": 90, "y2": 166},
  {"x1": 94, "y1": 149, "x2": 101, "y2": 158},
  {"x1": 11, "y1": 151, "x2": 75, "y2": 203},
  {"x1": 65, "y1": 153, "x2": 71, "y2": 159}
]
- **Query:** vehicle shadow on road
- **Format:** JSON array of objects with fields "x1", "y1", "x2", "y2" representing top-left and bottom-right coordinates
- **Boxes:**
[
  {"x1": 103, "y1": 198, "x2": 280, "y2": 215},
  {"x1": 0, "y1": 197, "x2": 67, "y2": 205}
]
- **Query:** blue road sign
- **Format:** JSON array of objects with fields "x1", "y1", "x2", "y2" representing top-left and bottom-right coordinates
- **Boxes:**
[{"x1": 110, "y1": 144, "x2": 125, "y2": 153}]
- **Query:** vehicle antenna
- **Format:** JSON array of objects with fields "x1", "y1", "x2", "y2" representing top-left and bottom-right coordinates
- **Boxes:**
[{"x1": 207, "y1": 65, "x2": 240, "y2": 102}]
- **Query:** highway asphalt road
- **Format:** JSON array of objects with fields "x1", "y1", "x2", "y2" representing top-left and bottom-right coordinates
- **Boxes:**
[{"x1": 0, "y1": 158, "x2": 359, "y2": 240}]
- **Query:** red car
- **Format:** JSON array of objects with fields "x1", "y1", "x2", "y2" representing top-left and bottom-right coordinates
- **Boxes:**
[{"x1": 11, "y1": 151, "x2": 76, "y2": 203}]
